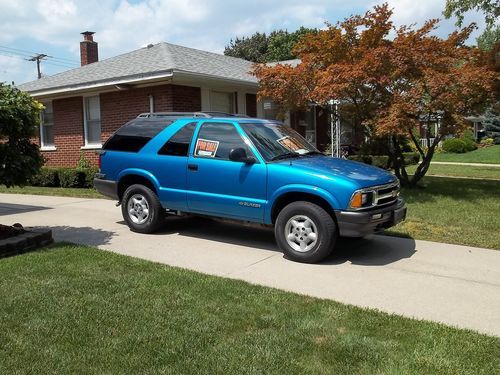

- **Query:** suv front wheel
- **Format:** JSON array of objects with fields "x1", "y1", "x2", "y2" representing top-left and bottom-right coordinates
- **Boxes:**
[
  {"x1": 275, "y1": 201, "x2": 337, "y2": 263},
  {"x1": 121, "y1": 184, "x2": 164, "y2": 233}
]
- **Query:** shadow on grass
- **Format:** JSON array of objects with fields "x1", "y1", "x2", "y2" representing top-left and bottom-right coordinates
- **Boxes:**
[
  {"x1": 401, "y1": 176, "x2": 500, "y2": 205},
  {"x1": 50, "y1": 226, "x2": 115, "y2": 247},
  {"x1": 119, "y1": 216, "x2": 417, "y2": 266}
]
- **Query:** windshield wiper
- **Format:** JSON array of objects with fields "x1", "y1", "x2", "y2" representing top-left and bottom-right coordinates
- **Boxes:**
[{"x1": 271, "y1": 152, "x2": 300, "y2": 161}]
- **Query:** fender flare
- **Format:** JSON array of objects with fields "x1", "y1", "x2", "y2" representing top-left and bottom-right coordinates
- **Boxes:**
[
  {"x1": 117, "y1": 168, "x2": 161, "y2": 192},
  {"x1": 266, "y1": 184, "x2": 340, "y2": 223}
]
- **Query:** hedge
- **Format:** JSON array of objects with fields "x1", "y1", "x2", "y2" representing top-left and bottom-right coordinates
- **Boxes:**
[
  {"x1": 348, "y1": 152, "x2": 419, "y2": 169},
  {"x1": 29, "y1": 167, "x2": 98, "y2": 188},
  {"x1": 29, "y1": 168, "x2": 59, "y2": 187}
]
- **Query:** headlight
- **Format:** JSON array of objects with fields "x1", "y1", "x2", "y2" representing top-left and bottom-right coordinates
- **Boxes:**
[{"x1": 349, "y1": 191, "x2": 374, "y2": 209}]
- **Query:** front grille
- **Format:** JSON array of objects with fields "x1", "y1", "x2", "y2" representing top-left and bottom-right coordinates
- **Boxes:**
[{"x1": 372, "y1": 181, "x2": 400, "y2": 207}]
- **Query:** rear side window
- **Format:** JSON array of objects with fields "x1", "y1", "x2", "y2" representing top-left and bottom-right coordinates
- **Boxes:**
[
  {"x1": 158, "y1": 122, "x2": 196, "y2": 156},
  {"x1": 103, "y1": 119, "x2": 173, "y2": 152}
]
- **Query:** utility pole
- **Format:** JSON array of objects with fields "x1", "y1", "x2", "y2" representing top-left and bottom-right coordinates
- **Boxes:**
[{"x1": 27, "y1": 54, "x2": 47, "y2": 79}]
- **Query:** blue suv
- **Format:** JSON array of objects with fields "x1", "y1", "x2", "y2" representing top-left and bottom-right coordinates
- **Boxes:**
[{"x1": 94, "y1": 112, "x2": 406, "y2": 263}]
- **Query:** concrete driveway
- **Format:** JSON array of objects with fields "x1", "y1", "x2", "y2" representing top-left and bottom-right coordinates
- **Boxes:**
[{"x1": 1, "y1": 193, "x2": 499, "y2": 337}]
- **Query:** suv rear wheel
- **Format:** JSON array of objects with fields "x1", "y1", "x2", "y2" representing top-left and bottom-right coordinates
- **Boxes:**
[
  {"x1": 275, "y1": 201, "x2": 337, "y2": 263},
  {"x1": 121, "y1": 184, "x2": 164, "y2": 233}
]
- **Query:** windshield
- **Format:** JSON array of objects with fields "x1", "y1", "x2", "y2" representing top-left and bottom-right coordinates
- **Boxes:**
[{"x1": 239, "y1": 122, "x2": 319, "y2": 161}]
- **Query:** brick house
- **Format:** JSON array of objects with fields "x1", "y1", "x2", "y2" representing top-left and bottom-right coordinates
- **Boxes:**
[{"x1": 18, "y1": 32, "x2": 264, "y2": 167}]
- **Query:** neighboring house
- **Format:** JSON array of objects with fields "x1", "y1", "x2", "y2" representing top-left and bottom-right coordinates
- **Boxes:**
[{"x1": 18, "y1": 32, "x2": 263, "y2": 167}]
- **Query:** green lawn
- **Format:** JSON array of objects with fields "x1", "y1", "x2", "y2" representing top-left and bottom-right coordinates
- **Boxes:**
[
  {"x1": 432, "y1": 145, "x2": 500, "y2": 164},
  {"x1": 0, "y1": 244, "x2": 498, "y2": 374},
  {"x1": 406, "y1": 164, "x2": 500, "y2": 179},
  {"x1": 0, "y1": 185, "x2": 104, "y2": 199},
  {"x1": 388, "y1": 177, "x2": 500, "y2": 249}
]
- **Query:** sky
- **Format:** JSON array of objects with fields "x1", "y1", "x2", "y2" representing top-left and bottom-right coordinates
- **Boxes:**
[{"x1": 0, "y1": 0, "x2": 487, "y2": 85}]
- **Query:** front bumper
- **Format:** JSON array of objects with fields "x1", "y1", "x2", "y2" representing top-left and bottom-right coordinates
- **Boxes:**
[
  {"x1": 93, "y1": 176, "x2": 118, "y2": 200},
  {"x1": 335, "y1": 198, "x2": 406, "y2": 237}
]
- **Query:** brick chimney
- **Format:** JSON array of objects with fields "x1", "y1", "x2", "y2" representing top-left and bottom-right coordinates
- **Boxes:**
[{"x1": 80, "y1": 31, "x2": 98, "y2": 66}]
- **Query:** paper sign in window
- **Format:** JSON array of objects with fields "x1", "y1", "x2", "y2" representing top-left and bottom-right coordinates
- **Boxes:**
[
  {"x1": 277, "y1": 136, "x2": 307, "y2": 153},
  {"x1": 195, "y1": 138, "x2": 219, "y2": 157}
]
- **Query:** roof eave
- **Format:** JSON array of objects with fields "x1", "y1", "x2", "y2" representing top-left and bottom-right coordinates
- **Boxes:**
[
  {"x1": 160, "y1": 69, "x2": 259, "y2": 88},
  {"x1": 24, "y1": 69, "x2": 259, "y2": 99},
  {"x1": 25, "y1": 71, "x2": 175, "y2": 98}
]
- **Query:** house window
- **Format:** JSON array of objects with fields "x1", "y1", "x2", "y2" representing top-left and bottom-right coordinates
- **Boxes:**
[
  {"x1": 84, "y1": 95, "x2": 101, "y2": 146},
  {"x1": 40, "y1": 101, "x2": 55, "y2": 149},
  {"x1": 210, "y1": 91, "x2": 234, "y2": 113}
]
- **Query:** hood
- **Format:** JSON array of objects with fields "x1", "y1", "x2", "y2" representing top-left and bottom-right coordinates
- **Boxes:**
[{"x1": 275, "y1": 155, "x2": 397, "y2": 188}]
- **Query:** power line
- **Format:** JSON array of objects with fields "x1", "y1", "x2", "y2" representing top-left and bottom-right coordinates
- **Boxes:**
[
  {"x1": 0, "y1": 44, "x2": 79, "y2": 65},
  {"x1": 44, "y1": 61, "x2": 78, "y2": 69},
  {"x1": 0, "y1": 50, "x2": 76, "y2": 69}
]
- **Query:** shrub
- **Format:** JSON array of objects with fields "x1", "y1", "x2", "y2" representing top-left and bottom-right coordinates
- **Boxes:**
[
  {"x1": 461, "y1": 130, "x2": 477, "y2": 152},
  {"x1": 442, "y1": 138, "x2": 468, "y2": 153},
  {"x1": 30, "y1": 168, "x2": 59, "y2": 187},
  {"x1": 28, "y1": 167, "x2": 97, "y2": 188},
  {"x1": 494, "y1": 136, "x2": 500, "y2": 145},
  {"x1": 80, "y1": 167, "x2": 98, "y2": 188},
  {"x1": 371, "y1": 155, "x2": 389, "y2": 169},
  {"x1": 76, "y1": 150, "x2": 91, "y2": 169},
  {"x1": 347, "y1": 155, "x2": 390, "y2": 169},
  {"x1": 402, "y1": 152, "x2": 420, "y2": 165},
  {"x1": 479, "y1": 137, "x2": 494, "y2": 147},
  {"x1": 58, "y1": 168, "x2": 86, "y2": 188},
  {"x1": 348, "y1": 155, "x2": 372, "y2": 164}
]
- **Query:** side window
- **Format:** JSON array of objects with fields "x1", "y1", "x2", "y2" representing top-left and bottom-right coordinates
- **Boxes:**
[
  {"x1": 158, "y1": 122, "x2": 196, "y2": 156},
  {"x1": 194, "y1": 122, "x2": 251, "y2": 160},
  {"x1": 103, "y1": 119, "x2": 173, "y2": 152}
]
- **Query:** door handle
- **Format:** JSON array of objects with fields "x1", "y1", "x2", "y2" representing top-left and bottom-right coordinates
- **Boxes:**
[{"x1": 188, "y1": 164, "x2": 198, "y2": 171}]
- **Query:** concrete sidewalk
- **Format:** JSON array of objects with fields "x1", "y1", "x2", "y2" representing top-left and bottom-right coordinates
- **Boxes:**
[
  {"x1": 1, "y1": 193, "x2": 499, "y2": 337},
  {"x1": 430, "y1": 161, "x2": 500, "y2": 167}
]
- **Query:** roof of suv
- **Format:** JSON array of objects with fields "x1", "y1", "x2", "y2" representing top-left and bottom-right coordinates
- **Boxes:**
[{"x1": 135, "y1": 112, "x2": 281, "y2": 124}]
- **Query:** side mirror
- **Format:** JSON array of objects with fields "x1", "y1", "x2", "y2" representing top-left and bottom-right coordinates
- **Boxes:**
[{"x1": 229, "y1": 148, "x2": 256, "y2": 164}]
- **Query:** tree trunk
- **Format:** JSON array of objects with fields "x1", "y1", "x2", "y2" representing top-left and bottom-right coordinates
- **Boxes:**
[
  {"x1": 409, "y1": 137, "x2": 440, "y2": 187},
  {"x1": 390, "y1": 136, "x2": 410, "y2": 186}
]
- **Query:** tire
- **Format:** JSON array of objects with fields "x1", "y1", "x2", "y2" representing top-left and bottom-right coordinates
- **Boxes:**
[
  {"x1": 274, "y1": 201, "x2": 337, "y2": 263},
  {"x1": 121, "y1": 184, "x2": 164, "y2": 234}
]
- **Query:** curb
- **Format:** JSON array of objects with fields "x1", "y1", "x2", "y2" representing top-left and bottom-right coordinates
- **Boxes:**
[{"x1": 0, "y1": 227, "x2": 54, "y2": 258}]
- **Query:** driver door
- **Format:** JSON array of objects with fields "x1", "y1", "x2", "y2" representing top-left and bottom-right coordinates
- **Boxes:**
[{"x1": 186, "y1": 121, "x2": 267, "y2": 221}]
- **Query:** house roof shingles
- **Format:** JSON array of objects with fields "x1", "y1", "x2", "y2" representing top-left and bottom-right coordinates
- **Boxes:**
[{"x1": 18, "y1": 42, "x2": 258, "y2": 94}]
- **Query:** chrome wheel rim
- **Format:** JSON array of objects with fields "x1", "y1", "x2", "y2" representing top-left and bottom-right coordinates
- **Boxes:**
[
  {"x1": 284, "y1": 215, "x2": 318, "y2": 252},
  {"x1": 127, "y1": 194, "x2": 150, "y2": 225}
]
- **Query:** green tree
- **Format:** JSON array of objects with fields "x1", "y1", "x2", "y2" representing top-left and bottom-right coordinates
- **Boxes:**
[
  {"x1": 443, "y1": 0, "x2": 500, "y2": 51},
  {"x1": 476, "y1": 25, "x2": 500, "y2": 51},
  {"x1": 0, "y1": 83, "x2": 44, "y2": 187},
  {"x1": 224, "y1": 28, "x2": 316, "y2": 62},
  {"x1": 443, "y1": 0, "x2": 499, "y2": 29},
  {"x1": 266, "y1": 27, "x2": 317, "y2": 62},
  {"x1": 224, "y1": 32, "x2": 269, "y2": 63}
]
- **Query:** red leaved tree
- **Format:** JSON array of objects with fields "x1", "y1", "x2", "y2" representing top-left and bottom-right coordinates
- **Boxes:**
[{"x1": 253, "y1": 3, "x2": 495, "y2": 187}]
